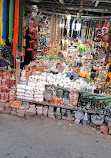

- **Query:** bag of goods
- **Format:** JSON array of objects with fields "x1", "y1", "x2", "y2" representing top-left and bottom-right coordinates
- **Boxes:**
[
  {"x1": 2, "y1": 79, "x2": 6, "y2": 87},
  {"x1": 17, "y1": 84, "x2": 26, "y2": 90},
  {"x1": 6, "y1": 79, "x2": 10, "y2": 88},
  {"x1": 0, "y1": 77, "x2": 2, "y2": 86},
  {"x1": 1, "y1": 93, "x2": 5, "y2": 101},
  {"x1": 17, "y1": 89, "x2": 25, "y2": 93},
  {"x1": 9, "y1": 92, "x2": 16, "y2": 102},
  {"x1": 43, "y1": 106, "x2": 48, "y2": 116},
  {"x1": 10, "y1": 100, "x2": 22, "y2": 109},
  {"x1": 25, "y1": 107, "x2": 36, "y2": 116},
  {"x1": 10, "y1": 78, "x2": 16, "y2": 88},
  {"x1": 36, "y1": 105, "x2": 43, "y2": 116},
  {"x1": 34, "y1": 94, "x2": 44, "y2": 102},
  {"x1": 25, "y1": 86, "x2": 34, "y2": 91},
  {"x1": 5, "y1": 93, "x2": 9, "y2": 101}
]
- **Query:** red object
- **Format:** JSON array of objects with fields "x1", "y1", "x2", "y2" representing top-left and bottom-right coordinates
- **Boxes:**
[
  {"x1": 103, "y1": 20, "x2": 108, "y2": 27},
  {"x1": 72, "y1": 89, "x2": 78, "y2": 94},
  {"x1": 102, "y1": 21, "x2": 108, "y2": 41},
  {"x1": 32, "y1": 51, "x2": 37, "y2": 59},
  {"x1": 6, "y1": 89, "x2": 10, "y2": 93},
  {"x1": 0, "y1": 87, "x2": 2, "y2": 93},
  {"x1": 0, "y1": 78, "x2": 2, "y2": 86},
  {"x1": 100, "y1": 125, "x2": 108, "y2": 134},
  {"x1": 5, "y1": 93, "x2": 9, "y2": 101},
  {"x1": 73, "y1": 70, "x2": 76, "y2": 74},
  {"x1": 10, "y1": 80, "x2": 16, "y2": 87},
  {"x1": 27, "y1": 48, "x2": 34, "y2": 51},
  {"x1": 1, "y1": 93, "x2": 5, "y2": 100},
  {"x1": 57, "y1": 98, "x2": 62, "y2": 104},
  {"x1": 19, "y1": 48, "x2": 25, "y2": 57},
  {"x1": 106, "y1": 76, "x2": 110, "y2": 82},
  {"x1": 0, "y1": 73, "x2": 3, "y2": 78},
  {"x1": 80, "y1": 0, "x2": 83, "y2": 5},
  {"x1": 22, "y1": 38, "x2": 26, "y2": 47},
  {"x1": 43, "y1": 48, "x2": 46, "y2": 56},
  {"x1": 53, "y1": 98, "x2": 58, "y2": 104},
  {"x1": 2, "y1": 88, "x2": 6, "y2": 93},
  {"x1": 23, "y1": 28, "x2": 26, "y2": 36},
  {"x1": 2, "y1": 79, "x2": 6, "y2": 87},
  {"x1": 98, "y1": 21, "x2": 101, "y2": 28},
  {"x1": 3, "y1": 70, "x2": 7, "y2": 78},
  {"x1": 6, "y1": 79, "x2": 10, "y2": 88},
  {"x1": 12, "y1": 0, "x2": 20, "y2": 68},
  {"x1": 53, "y1": 98, "x2": 62, "y2": 104}
]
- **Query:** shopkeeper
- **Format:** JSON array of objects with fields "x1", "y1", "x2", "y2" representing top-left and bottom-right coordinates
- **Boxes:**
[{"x1": 0, "y1": 44, "x2": 14, "y2": 68}]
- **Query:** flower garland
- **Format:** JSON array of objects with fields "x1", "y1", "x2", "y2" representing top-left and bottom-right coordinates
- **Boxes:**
[
  {"x1": 8, "y1": 0, "x2": 14, "y2": 44},
  {"x1": 12, "y1": 0, "x2": 20, "y2": 68}
]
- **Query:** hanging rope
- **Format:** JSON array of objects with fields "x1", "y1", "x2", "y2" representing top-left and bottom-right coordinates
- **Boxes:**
[{"x1": 9, "y1": 0, "x2": 14, "y2": 44}]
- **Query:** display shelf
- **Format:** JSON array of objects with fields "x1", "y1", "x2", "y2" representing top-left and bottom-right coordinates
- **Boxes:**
[
  {"x1": 16, "y1": 99, "x2": 111, "y2": 116},
  {"x1": 16, "y1": 99, "x2": 74, "y2": 110}
]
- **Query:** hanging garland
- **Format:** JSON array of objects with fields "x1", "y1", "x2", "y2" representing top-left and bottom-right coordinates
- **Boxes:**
[
  {"x1": 2, "y1": 0, "x2": 7, "y2": 41},
  {"x1": 0, "y1": 0, "x2": 5, "y2": 46},
  {"x1": 9, "y1": 0, "x2": 14, "y2": 44},
  {"x1": 18, "y1": 0, "x2": 23, "y2": 53},
  {"x1": 12, "y1": 0, "x2": 20, "y2": 68}
]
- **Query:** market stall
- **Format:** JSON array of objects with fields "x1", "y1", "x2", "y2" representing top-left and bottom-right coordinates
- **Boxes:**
[{"x1": 0, "y1": 0, "x2": 111, "y2": 135}]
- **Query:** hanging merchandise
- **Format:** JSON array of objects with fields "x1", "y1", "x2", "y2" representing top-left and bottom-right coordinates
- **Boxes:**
[
  {"x1": 5, "y1": 0, "x2": 9, "y2": 45},
  {"x1": 77, "y1": 44, "x2": 86, "y2": 54},
  {"x1": 94, "y1": 21, "x2": 102, "y2": 42},
  {"x1": 18, "y1": 48, "x2": 25, "y2": 57},
  {"x1": 8, "y1": 0, "x2": 14, "y2": 44},
  {"x1": 67, "y1": 14, "x2": 71, "y2": 37},
  {"x1": 102, "y1": 20, "x2": 109, "y2": 42},
  {"x1": 12, "y1": 0, "x2": 20, "y2": 67},
  {"x1": 102, "y1": 21, "x2": 108, "y2": 36},
  {"x1": 18, "y1": 0, "x2": 23, "y2": 54},
  {"x1": 2, "y1": 0, "x2": 7, "y2": 41},
  {"x1": 0, "y1": 0, "x2": 5, "y2": 46}
]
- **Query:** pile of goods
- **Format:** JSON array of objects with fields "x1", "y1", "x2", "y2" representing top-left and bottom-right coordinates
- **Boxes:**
[
  {"x1": 0, "y1": 69, "x2": 16, "y2": 102},
  {"x1": 17, "y1": 71, "x2": 79, "y2": 107}
]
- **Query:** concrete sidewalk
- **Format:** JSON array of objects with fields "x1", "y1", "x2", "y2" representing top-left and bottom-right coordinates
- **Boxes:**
[{"x1": 0, "y1": 114, "x2": 111, "y2": 158}]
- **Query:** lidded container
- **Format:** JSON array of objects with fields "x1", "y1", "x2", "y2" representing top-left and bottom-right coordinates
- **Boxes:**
[{"x1": 69, "y1": 89, "x2": 78, "y2": 107}]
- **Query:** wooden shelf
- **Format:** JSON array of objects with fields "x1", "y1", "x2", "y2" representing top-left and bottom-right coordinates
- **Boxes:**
[
  {"x1": 16, "y1": 99, "x2": 74, "y2": 110},
  {"x1": 16, "y1": 99, "x2": 111, "y2": 116}
]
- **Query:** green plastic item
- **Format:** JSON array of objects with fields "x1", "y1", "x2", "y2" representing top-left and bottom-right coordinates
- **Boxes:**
[
  {"x1": 55, "y1": 86, "x2": 70, "y2": 93},
  {"x1": 79, "y1": 91, "x2": 111, "y2": 106}
]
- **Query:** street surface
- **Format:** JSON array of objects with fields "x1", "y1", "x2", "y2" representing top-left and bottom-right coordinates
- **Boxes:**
[{"x1": 0, "y1": 114, "x2": 111, "y2": 158}]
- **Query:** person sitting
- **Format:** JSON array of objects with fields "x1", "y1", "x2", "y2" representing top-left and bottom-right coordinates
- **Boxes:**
[{"x1": 0, "y1": 44, "x2": 13, "y2": 67}]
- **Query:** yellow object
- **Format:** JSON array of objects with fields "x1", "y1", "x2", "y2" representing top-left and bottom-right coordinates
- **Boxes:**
[
  {"x1": 0, "y1": 0, "x2": 5, "y2": 46},
  {"x1": 69, "y1": 123, "x2": 72, "y2": 127},
  {"x1": 106, "y1": 82, "x2": 109, "y2": 86},
  {"x1": 109, "y1": 72, "x2": 111, "y2": 79}
]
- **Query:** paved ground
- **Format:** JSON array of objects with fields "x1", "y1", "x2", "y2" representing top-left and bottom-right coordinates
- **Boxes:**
[{"x1": 0, "y1": 114, "x2": 111, "y2": 158}]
